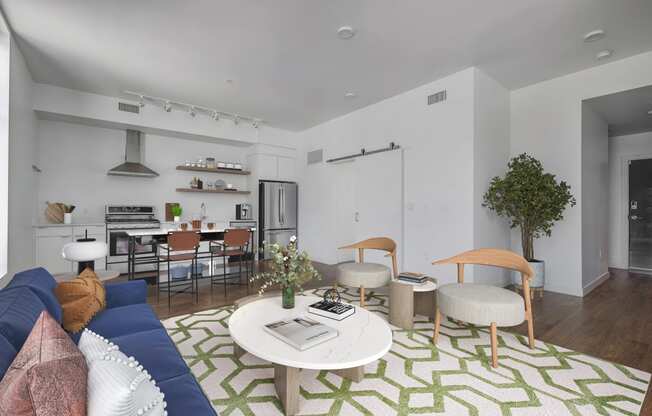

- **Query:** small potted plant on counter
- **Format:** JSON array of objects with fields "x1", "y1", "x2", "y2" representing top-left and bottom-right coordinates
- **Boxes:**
[
  {"x1": 171, "y1": 204, "x2": 182, "y2": 223},
  {"x1": 250, "y1": 236, "x2": 320, "y2": 309},
  {"x1": 482, "y1": 153, "x2": 576, "y2": 292}
]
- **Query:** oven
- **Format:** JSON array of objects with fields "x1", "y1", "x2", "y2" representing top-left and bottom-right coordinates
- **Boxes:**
[{"x1": 105, "y1": 205, "x2": 160, "y2": 274}]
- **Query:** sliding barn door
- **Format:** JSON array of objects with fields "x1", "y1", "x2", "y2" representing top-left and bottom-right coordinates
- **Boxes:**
[
  {"x1": 354, "y1": 150, "x2": 403, "y2": 267},
  {"x1": 333, "y1": 150, "x2": 403, "y2": 268}
]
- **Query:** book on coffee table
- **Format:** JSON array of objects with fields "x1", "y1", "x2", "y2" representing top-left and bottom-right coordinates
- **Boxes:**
[
  {"x1": 263, "y1": 317, "x2": 339, "y2": 351},
  {"x1": 308, "y1": 300, "x2": 356, "y2": 321}
]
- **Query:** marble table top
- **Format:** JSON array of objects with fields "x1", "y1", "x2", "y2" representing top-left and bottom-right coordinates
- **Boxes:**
[{"x1": 228, "y1": 295, "x2": 393, "y2": 370}]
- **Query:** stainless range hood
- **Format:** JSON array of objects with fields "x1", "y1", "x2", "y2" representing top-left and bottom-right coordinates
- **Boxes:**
[{"x1": 107, "y1": 130, "x2": 159, "y2": 177}]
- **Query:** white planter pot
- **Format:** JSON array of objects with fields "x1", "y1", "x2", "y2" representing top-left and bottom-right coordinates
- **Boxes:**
[
  {"x1": 63, "y1": 213, "x2": 72, "y2": 224},
  {"x1": 512, "y1": 260, "x2": 545, "y2": 288},
  {"x1": 173, "y1": 216, "x2": 181, "y2": 223}
]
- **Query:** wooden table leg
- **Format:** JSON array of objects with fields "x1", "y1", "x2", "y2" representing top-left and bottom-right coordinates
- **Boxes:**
[
  {"x1": 274, "y1": 364, "x2": 300, "y2": 416},
  {"x1": 334, "y1": 365, "x2": 364, "y2": 383}
]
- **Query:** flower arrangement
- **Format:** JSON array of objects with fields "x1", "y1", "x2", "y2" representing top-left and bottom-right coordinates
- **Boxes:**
[{"x1": 250, "y1": 236, "x2": 320, "y2": 308}]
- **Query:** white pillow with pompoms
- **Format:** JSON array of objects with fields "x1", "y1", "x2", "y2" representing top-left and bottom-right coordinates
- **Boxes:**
[{"x1": 78, "y1": 329, "x2": 168, "y2": 416}]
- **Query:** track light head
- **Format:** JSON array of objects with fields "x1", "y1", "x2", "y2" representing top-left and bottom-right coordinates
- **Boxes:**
[
  {"x1": 233, "y1": 115, "x2": 240, "y2": 125},
  {"x1": 188, "y1": 106, "x2": 196, "y2": 117},
  {"x1": 164, "y1": 101, "x2": 172, "y2": 112},
  {"x1": 252, "y1": 120, "x2": 259, "y2": 129},
  {"x1": 212, "y1": 111, "x2": 220, "y2": 121},
  {"x1": 138, "y1": 96, "x2": 145, "y2": 108}
]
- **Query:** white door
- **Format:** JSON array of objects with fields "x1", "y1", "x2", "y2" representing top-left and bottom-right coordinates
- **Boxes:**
[
  {"x1": 353, "y1": 150, "x2": 403, "y2": 268},
  {"x1": 332, "y1": 160, "x2": 357, "y2": 263},
  {"x1": 332, "y1": 150, "x2": 403, "y2": 268}
]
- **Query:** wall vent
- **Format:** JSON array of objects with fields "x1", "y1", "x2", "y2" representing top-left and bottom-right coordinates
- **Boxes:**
[
  {"x1": 118, "y1": 102, "x2": 140, "y2": 114},
  {"x1": 427, "y1": 90, "x2": 447, "y2": 105},
  {"x1": 307, "y1": 149, "x2": 323, "y2": 165}
]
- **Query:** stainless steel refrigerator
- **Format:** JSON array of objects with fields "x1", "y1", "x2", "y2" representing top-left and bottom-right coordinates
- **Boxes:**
[{"x1": 259, "y1": 180, "x2": 298, "y2": 259}]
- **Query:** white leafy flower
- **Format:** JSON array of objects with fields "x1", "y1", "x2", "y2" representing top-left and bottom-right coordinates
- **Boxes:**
[{"x1": 290, "y1": 235, "x2": 297, "y2": 243}]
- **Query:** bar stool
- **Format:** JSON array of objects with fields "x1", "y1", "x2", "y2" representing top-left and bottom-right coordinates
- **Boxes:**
[
  {"x1": 209, "y1": 228, "x2": 252, "y2": 296},
  {"x1": 156, "y1": 231, "x2": 200, "y2": 308}
]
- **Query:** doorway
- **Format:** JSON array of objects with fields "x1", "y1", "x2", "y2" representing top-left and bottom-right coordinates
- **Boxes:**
[{"x1": 628, "y1": 158, "x2": 652, "y2": 271}]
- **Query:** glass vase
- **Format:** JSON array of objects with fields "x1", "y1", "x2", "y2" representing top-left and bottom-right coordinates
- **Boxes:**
[{"x1": 282, "y1": 285, "x2": 295, "y2": 309}]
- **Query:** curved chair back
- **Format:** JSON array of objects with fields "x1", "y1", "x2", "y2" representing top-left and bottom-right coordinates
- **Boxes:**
[
  {"x1": 432, "y1": 248, "x2": 533, "y2": 283},
  {"x1": 339, "y1": 237, "x2": 398, "y2": 277}
]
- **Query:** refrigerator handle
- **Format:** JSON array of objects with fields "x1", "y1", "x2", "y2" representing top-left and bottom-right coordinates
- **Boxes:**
[
  {"x1": 281, "y1": 187, "x2": 285, "y2": 225},
  {"x1": 278, "y1": 187, "x2": 283, "y2": 225}
]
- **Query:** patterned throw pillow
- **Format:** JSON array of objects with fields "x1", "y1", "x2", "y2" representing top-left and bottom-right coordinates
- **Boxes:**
[
  {"x1": 55, "y1": 275, "x2": 106, "y2": 333},
  {"x1": 0, "y1": 310, "x2": 88, "y2": 416},
  {"x1": 78, "y1": 329, "x2": 168, "y2": 416}
]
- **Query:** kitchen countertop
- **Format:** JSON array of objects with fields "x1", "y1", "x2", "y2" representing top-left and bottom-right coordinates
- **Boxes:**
[
  {"x1": 126, "y1": 226, "x2": 256, "y2": 237},
  {"x1": 33, "y1": 220, "x2": 105, "y2": 228}
]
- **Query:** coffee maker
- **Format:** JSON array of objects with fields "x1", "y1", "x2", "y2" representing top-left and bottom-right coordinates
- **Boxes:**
[{"x1": 235, "y1": 203, "x2": 252, "y2": 220}]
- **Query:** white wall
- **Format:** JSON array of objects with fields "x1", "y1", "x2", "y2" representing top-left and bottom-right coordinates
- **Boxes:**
[
  {"x1": 510, "y1": 50, "x2": 652, "y2": 296},
  {"x1": 0, "y1": 32, "x2": 9, "y2": 281},
  {"x1": 608, "y1": 131, "x2": 652, "y2": 269},
  {"x1": 37, "y1": 120, "x2": 253, "y2": 223},
  {"x1": 297, "y1": 68, "x2": 477, "y2": 285},
  {"x1": 581, "y1": 104, "x2": 609, "y2": 293},
  {"x1": 472, "y1": 69, "x2": 511, "y2": 285}
]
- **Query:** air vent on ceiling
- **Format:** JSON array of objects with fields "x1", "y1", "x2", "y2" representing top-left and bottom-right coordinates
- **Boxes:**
[
  {"x1": 307, "y1": 149, "x2": 323, "y2": 165},
  {"x1": 118, "y1": 102, "x2": 140, "y2": 114},
  {"x1": 427, "y1": 90, "x2": 447, "y2": 105}
]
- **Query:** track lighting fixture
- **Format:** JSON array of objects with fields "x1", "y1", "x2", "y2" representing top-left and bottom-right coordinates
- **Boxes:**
[{"x1": 123, "y1": 91, "x2": 263, "y2": 128}]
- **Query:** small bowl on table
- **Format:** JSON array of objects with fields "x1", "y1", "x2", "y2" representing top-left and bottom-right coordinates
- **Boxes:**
[
  {"x1": 180, "y1": 223, "x2": 189, "y2": 231},
  {"x1": 207, "y1": 222, "x2": 215, "y2": 230}
]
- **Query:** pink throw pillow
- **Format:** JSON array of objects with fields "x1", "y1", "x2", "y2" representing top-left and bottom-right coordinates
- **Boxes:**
[{"x1": 0, "y1": 310, "x2": 87, "y2": 415}]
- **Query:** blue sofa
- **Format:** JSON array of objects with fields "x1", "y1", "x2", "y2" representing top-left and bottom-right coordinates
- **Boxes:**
[{"x1": 0, "y1": 267, "x2": 216, "y2": 416}]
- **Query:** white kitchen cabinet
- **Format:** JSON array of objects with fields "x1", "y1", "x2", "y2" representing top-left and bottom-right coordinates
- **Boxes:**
[
  {"x1": 277, "y1": 156, "x2": 296, "y2": 181},
  {"x1": 35, "y1": 231, "x2": 73, "y2": 274},
  {"x1": 252, "y1": 154, "x2": 296, "y2": 182},
  {"x1": 34, "y1": 224, "x2": 107, "y2": 274}
]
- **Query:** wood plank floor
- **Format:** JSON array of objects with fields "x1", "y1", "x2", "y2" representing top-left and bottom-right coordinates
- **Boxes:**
[{"x1": 119, "y1": 264, "x2": 652, "y2": 414}]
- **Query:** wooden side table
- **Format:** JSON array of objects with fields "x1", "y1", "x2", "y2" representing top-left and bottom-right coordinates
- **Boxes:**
[{"x1": 389, "y1": 278, "x2": 437, "y2": 330}]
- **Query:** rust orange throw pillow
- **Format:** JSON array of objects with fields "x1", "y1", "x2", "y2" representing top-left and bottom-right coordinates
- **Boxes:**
[
  {"x1": 0, "y1": 311, "x2": 88, "y2": 416},
  {"x1": 55, "y1": 275, "x2": 106, "y2": 333}
]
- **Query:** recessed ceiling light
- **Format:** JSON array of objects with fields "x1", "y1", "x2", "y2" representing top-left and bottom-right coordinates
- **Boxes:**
[
  {"x1": 648, "y1": 110, "x2": 652, "y2": 115},
  {"x1": 337, "y1": 26, "x2": 356, "y2": 40},
  {"x1": 344, "y1": 92, "x2": 357, "y2": 98},
  {"x1": 584, "y1": 29, "x2": 606, "y2": 43},
  {"x1": 596, "y1": 49, "x2": 613, "y2": 60}
]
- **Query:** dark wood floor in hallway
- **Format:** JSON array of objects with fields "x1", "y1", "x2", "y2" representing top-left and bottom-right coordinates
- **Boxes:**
[{"x1": 133, "y1": 264, "x2": 652, "y2": 414}]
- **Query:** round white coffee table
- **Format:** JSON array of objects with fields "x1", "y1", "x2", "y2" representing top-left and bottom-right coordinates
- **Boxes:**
[{"x1": 229, "y1": 295, "x2": 392, "y2": 416}]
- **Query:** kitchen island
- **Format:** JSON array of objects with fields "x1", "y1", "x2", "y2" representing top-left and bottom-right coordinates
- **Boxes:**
[{"x1": 125, "y1": 227, "x2": 256, "y2": 281}]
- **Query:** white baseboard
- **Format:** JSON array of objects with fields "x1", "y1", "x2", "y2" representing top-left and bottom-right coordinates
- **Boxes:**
[{"x1": 583, "y1": 271, "x2": 610, "y2": 296}]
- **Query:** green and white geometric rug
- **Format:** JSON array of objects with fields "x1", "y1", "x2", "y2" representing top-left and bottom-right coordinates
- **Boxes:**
[{"x1": 163, "y1": 287, "x2": 650, "y2": 415}]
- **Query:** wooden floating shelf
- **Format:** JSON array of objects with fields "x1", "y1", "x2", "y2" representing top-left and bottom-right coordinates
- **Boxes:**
[
  {"x1": 176, "y1": 188, "x2": 251, "y2": 195},
  {"x1": 176, "y1": 165, "x2": 251, "y2": 175}
]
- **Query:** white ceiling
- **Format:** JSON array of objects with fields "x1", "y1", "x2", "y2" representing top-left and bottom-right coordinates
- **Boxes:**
[
  {"x1": 585, "y1": 86, "x2": 652, "y2": 137},
  {"x1": 2, "y1": 1, "x2": 652, "y2": 131}
]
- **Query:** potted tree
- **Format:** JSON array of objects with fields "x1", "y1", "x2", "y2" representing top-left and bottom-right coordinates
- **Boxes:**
[{"x1": 482, "y1": 153, "x2": 576, "y2": 289}]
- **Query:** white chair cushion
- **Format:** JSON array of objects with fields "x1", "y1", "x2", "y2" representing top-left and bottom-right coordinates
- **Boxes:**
[
  {"x1": 336, "y1": 262, "x2": 391, "y2": 289},
  {"x1": 437, "y1": 284, "x2": 525, "y2": 327}
]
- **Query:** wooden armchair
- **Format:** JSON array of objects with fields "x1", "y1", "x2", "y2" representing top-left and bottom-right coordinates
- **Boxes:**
[
  {"x1": 432, "y1": 248, "x2": 534, "y2": 368},
  {"x1": 337, "y1": 237, "x2": 398, "y2": 307}
]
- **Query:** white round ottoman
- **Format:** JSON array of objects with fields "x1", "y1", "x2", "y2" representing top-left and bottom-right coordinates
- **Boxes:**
[
  {"x1": 437, "y1": 283, "x2": 525, "y2": 327},
  {"x1": 336, "y1": 262, "x2": 391, "y2": 308}
]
